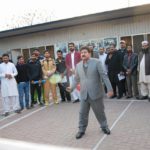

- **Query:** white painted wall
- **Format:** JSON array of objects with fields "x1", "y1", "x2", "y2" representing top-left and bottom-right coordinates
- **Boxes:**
[{"x1": 0, "y1": 13, "x2": 150, "y2": 53}]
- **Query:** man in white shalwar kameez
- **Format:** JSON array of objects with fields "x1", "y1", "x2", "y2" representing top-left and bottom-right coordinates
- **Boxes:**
[
  {"x1": 0, "y1": 54, "x2": 20, "y2": 116},
  {"x1": 139, "y1": 41, "x2": 150, "y2": 101}
]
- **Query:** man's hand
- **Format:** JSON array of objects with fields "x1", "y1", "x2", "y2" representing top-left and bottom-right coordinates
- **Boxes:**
[
  {"x1": 5, "y1": 74, "x2": 9, "y2": 78},
  {"x1": 108, "y1": 54, "x2": 112, "y2": 59},
  {"x1": 61, "y1": 73, "x2": 64, "y2": 78},
  {"x1": 47, "y1": 71, "x2": 53, "y2": 77},
  {"x1": 7, "y1": 74, "x2": 12, "y2": 79},
  {"x1": 70, "y1": 69, "x2": 75, "y2": 75},
  {"x1": 120, "y1": 71, "x2": 124, "y2": 75},
  {"x1": 5, "y1": 74, "x2": 12, "y2": 79},
  {"x1": 107, "y1": 91, "x2": 114, "y2": 98},
  {"x1": 126, "y1": 69, "x2": 131, "y2": 75},
  {"x1": 31, "y1": 80, "x2": 34, "y2": 84},
  {"x1": 38, "y1": 80, "x2": 42, "y2": 84},
  {"x1": 66, "y1": 86, "x2": 72, "y2": 93}
]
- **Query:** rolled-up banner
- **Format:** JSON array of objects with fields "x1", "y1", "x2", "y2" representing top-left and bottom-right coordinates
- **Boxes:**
[{"x1": 33, "y1": 80, "x2": 46, "y2": 84}]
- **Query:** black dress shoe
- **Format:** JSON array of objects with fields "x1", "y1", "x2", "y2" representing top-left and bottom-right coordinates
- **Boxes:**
[
  {"x1": 102, "y1": 128, "x2": 111, "y2": 135},
  {"x1": 61, "y1": 100, "x2": 66, "y2": 102},
  {"x1": 76, "y1": 132, "x2": 85, "y2": 139},
  {"x1": 139, "y1": 96, "x2": 148, "y2": 100},
  {"x1": 110, "y1": 95, "x2": 117, "y2": 99},
  {"x1": 73, "y1": 99, "x2": 80, "y2": 103},
  {"x1": 126, "y1": 96, "x2": 132, "y2": 99},
  {"x1": 135, "y1": 96, "x2": 140, "y2": 100},
  {"x1": 117, "y1": 95, "x2": 123, "y2": 99}
]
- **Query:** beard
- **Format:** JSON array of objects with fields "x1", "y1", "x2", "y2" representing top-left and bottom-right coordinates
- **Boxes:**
[{"x1": 142, "y1": 48, "x2": 149, "y2": 53}]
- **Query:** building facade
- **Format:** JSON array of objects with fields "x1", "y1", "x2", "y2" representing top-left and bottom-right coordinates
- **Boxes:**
[{"x1": 0, "y1": 4, "x2": 150, "y2": 64}]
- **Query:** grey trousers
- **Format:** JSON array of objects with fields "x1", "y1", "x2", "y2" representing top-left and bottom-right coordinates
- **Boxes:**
[
  {"x1": 126, "y1": 74, "x2": 139, "y2": 97},
  {"x1": 78, "y1": 95, "x2": 108, "y2": 133}
]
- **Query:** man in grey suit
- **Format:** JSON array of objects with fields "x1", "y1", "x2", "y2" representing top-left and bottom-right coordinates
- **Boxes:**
[
  {"x1": 123, "y1": 45, "x2": 139, "y2": 99},
  {"x1": 67, "y1": 46, "x2": 113, "y2": 139}
]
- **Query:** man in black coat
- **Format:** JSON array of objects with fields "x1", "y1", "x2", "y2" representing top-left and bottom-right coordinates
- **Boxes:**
[
  {"x1": 105, "y1": 44, "x2": 124, "y2": 99},
  {"x1": 27, "y1": 53, "x2": 43, "y2": 107},
  {"x1": 56, "y1": 50, "x2": 71, "y2": 102},
  {"x1": 16, "y1": 56, "x2": 30, "y2": 110},
  {"x1": 118, "y1": 40, "x2": 127, "y2": 96}
]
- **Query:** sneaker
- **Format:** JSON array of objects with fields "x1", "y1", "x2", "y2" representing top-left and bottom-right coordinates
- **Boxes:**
[
  {"x1": 26, "y1": 106, "x2": 30, "y2": 109},
  {"x1": 30, "y1": 104, "x2": 34, "y2": 108},
  {"x1": 39, "y1": 102, "x2": 44, "y2": 106},
  {"x1": 45, "y1": 101, "x2": 49, "y2": 106},
  {"x1": 54, "y1": 101, "x2": 59, "y2": 104},
  {"x1": 14, "y1": 109, "x2": 21, "y2": 114}
]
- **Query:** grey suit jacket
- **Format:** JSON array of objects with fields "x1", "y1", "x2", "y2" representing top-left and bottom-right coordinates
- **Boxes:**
[
  {"x1": 71, "y1": 58, "x2": 112, "y2": 101},
  {"x1": 123, "y1": 53, "x2": 138, "y2": 75}
]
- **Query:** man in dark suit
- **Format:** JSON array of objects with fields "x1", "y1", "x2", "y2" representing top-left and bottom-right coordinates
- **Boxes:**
[
  {"x1": 65, "y1": 42, "x2": 81, "y2": 103},
  {"x1": 123, "y1": 45, "x2": 139, "y2": 98},
  {"x1": 118, "y1": 40, "x2": 127, "y2": 96},
  {"x1": 105, "y1": 44, "x2": 124, "y2": 99},
  {"x1": 67, "y1": 46, "x2": 113, "y2": 139}
]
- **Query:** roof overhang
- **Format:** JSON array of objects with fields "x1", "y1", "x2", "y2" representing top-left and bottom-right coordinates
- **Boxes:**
[{"x1": 0, "y1": 4, "x2": 150, "y2": 39}]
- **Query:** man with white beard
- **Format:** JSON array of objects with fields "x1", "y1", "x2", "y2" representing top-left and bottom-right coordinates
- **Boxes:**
[{"x1": 139, "y1": 41, "x2": 150, "y2": 101}]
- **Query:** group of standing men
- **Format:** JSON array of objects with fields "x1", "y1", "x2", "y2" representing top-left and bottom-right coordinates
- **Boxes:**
[
  {"x1": 105, "y1": 40, "x2": 150, "y2": 101},
  {"x1": 0, "y1": 42, "x2": 81, "y2": 117},
  {"x1": 0, "y1": 39, "x2": 150, "y2": 140}
]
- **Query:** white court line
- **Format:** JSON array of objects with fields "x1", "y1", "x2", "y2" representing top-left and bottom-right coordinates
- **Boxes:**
[
  {"x1": 0, "y1": 113, "x2": 16, "y2": 122},
  {"x1": 105, "y1": 99, "x2": 148, "y2": 102},
  {"x1": 0, "y1": 104, "x2": 40, "y2": 122},
  {"x1": 92, "y1": 100, "x2": 134, "y2": 150},
  {"x1": 0, "y1": 104, "x2": 53, "y2": 130}
]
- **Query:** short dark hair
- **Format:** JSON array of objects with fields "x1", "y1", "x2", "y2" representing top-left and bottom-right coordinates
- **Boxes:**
[
  {"x1": 17, "y1": 55, "x2": 24, "y2": 60},
  {"x1": 31, "y1": 53, "x2": 36, "y2": 56},
  {"x1": 33, "y1": 49, "x2": 39, "y2": 52},
  {"x1": 80, "y1": 46, "x2": 90, "y2": 53},
  {"x1": 2, "y1": 53, "x2": 9, "y2": 58},
  {"x1": 43, "y1": 50, "x2": 50, "y2": 54},
  {"x1": 109, "y1": 43, "x2": 116, "y2": 48},
  {"x1": 57, "y1": 50, "x2": 63, "y2": 54},
  {"x1": 68, "y1": 42, "x2": 75, "y2": 46}
]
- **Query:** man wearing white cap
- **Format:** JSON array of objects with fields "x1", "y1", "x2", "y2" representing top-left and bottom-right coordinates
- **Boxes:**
[
  {"x1": 139, "y1": 41, "x2": 150, "y2": 101},
  {"x1": 118, "y1": 40, "x2": 127, "y2": 97}
]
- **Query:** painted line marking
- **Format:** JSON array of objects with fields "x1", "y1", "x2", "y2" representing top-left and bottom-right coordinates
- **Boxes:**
[
  {"x1": 92, "y1": 101, "x2": 134, "y2": 150},
  {"x1": 104, "y1": 99, "x2": 148, "y2": 102},
  {"x1": 0, "y1": 103, "x2": 53, "y2": 130},
  {"x1": 0, "y1": 113, "x2": 16, "y2": 122}
]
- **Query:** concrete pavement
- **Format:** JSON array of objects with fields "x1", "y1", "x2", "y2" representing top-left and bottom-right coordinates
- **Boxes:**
[{"x1": 0, "y1": 98, "x2": 150, "y2": 150}]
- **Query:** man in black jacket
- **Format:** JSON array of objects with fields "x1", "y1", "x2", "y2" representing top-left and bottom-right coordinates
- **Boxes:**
[
  {"x1": 27, "y1": 53, "x2": 43, "y2": 107},
  {"x1": 118, "y1": 40, "x2": 127, "y2": 96},
  {"x1": 105, "y1": 44, "x2": 124, "y2": 99},
  {"x1": 16, "y1": 56, "x2": 30, "y2": 110},
  {"x1": 56, "y1": 50, "x2": 71, "y2": 102}
]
